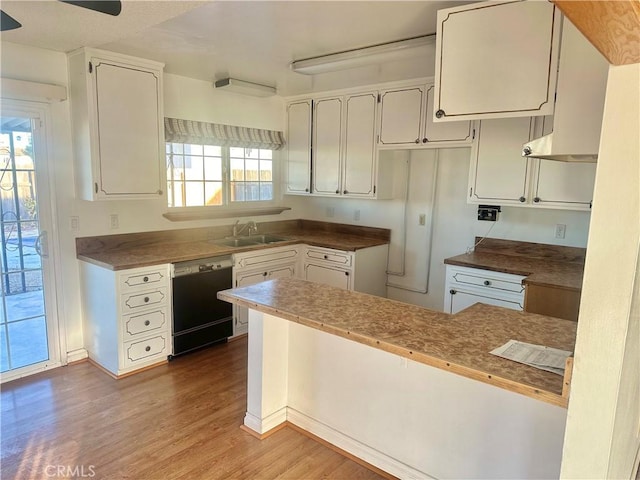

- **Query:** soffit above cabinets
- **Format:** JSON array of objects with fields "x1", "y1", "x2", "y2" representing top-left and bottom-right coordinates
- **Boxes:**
[{"x1": 0, "y1": 1, "x2": 476, "y2": 96}]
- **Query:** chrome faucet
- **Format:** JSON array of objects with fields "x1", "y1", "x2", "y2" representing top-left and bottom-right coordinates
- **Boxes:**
[{"x1": 232, "y1": 220, "x2": 258, "y2": 237}]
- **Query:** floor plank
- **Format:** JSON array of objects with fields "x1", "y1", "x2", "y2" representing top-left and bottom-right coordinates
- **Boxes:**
[{"x1": 1, "y1": 337, "x2": 386, "y2": 480}]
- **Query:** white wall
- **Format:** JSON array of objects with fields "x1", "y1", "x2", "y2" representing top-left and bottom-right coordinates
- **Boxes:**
[
  {"x1": 284, "y1": 147, "x2": 591, "y2": 311},
  {"x1": 0, "y1": 42, "x2": 293, "y2": 359},
  {"x1": 560, "y1": 63, "x2": 640, "y2": 479}
]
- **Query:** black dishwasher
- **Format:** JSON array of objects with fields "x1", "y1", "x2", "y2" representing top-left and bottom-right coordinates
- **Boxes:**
[{"x1": 171, "y1": 256, "x2": 233, "y2": 358}]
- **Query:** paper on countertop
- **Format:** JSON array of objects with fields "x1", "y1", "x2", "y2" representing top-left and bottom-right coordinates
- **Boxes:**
[{"x1": 490, "y1": 340, "x2": 573, "y2": 375}]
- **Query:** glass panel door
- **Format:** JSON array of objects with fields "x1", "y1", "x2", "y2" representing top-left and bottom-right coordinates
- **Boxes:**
[{"x1": 0, "y1": 115, "x2": 55, "y2": 375}]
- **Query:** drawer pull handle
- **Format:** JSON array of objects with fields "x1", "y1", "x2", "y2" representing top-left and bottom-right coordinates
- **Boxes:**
[
  {"x1": 143, "y1": 276, "x2": 149, "y2": 282},
  {"x1": 323, "y1": 255, "x2": 328, "y2": 259},
  {"x1": 145, "y1": 346, "x2": 151, "y2": 352},
  {"x1": 483, "y1": 280, "x2": 491, "y2": 286},
  {"x1": 144, "y1": 320, "x2": 150, "y2": 326},
  {"x1": 450, "y1": 289, "x2": 456, "y2": 295},
  {"x1": 345, "y1": 271, "x2": 349, "y2": 276},
  {"x1": 144, "y1": 296, "x2": 150, "y2": 303},
  {"x1": 263, "y1": 272, "x2": 268, "y2": 277}
]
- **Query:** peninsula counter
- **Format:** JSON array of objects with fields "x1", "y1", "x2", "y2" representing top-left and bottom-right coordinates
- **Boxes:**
[{"x1": 219, "y1": 278, "x2": 576, "y2": 479}]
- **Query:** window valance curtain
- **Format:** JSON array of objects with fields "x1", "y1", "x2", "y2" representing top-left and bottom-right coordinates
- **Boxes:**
[{"x1": 164, "y1": 117, "x2": 285, "y2": 150}]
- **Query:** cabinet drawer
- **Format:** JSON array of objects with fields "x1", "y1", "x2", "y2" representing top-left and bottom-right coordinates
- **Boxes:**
[
  {"x1": 121, "y1": 287, "x2": 167, "y2": 313},
  {"x1": 447, "y1": 266, "x2": 525, "y2": 294},
  {"x1": 234, "y1": 246, "x2": 299, "y2": 269},
  {"x1": 123, "y1": 334, "x2": 168, "y2": 367},
  {"x1": 120, "y1": 269, "x2": 168, "y2": 291},
  {"x1": 305, "y1": 247, "x2": 352, "y2": 267},
  {"x1": 122, "y1": 308, "x2": 168, "y2": 340}
]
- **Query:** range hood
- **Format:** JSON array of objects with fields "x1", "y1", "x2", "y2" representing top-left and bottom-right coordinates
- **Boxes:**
[{"x1": 522, "y1": 20, "x2": 609, "y2": 163}]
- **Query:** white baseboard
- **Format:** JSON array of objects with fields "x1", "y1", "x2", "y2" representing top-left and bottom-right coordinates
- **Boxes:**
[
  {"x1": 286, "y1": 408, "x2": 434, "y2": 480},
  {"x1": 244, "y1": 407, "x2": 287, "y2": 435},
  {"x1": 67, "y1": 348, "x2": 88, "y2": 364}
]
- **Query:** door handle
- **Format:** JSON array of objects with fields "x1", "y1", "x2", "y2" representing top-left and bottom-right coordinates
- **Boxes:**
[{"x1": 35, "y1": 231, "x2": 48, "y2": 258}]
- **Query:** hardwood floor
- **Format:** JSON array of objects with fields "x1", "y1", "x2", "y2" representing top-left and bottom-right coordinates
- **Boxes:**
[{"x1": 1, "y1": 337, "x2": 386, "y2": 480}]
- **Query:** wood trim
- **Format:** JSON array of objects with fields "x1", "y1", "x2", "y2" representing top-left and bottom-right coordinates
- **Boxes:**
[
  {"x1": 239, "y1": 422, "x2": 288, "y2": 440},
  {"x1": 285, "y1": 422, "x2": 398, "y2": 480},
  {"x1": 553, "y1": 0, "x2": 640, "y2": 66},
  {"x1": 562, "y1": 356, "x2": 574, "y2": 399}
]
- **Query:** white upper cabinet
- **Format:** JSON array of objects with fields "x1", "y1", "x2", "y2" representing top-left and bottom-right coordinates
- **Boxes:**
[
  {"x1": 68, "y1": 48, "x2": 164, "y2": 201},
  {"x1": 469, "y1": 117, "x2": 534, "y2": 205},
  {"x1": 469, "y1": 116, "x2": 595, "y2": 210},
  {"x1": 285, "y1": 100, "x2": 312, "y2": 194},
  {"x1": 378, "y1": 86, "x2": 424, "y2": 146},
  {"x1": 343, "y1": 92, "x2": 378, "y2": 196},
  {"x1": 312, "y1": 96, "x2": 343, "y2": 195},
  {"x1": 287, "y1": 91, "x2": 390, "y2": 199},
  {"x1": 378, "y1": 84, "x2": 474, "y2": 147},
  {"x1": 433, "y1": 0, "x2": 561, "y2": 122}
]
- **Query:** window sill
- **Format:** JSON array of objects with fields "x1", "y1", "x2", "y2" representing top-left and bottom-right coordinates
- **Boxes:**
[{"x1": 162, "y1": 206, "x2": 292, "y2": 222}]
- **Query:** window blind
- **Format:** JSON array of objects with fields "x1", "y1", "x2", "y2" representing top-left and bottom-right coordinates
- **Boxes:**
[{"x1": 164, "y1": 117, "x2": 285, "y2": 150}]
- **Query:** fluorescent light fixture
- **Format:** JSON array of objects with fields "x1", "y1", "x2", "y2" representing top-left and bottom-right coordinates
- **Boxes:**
[
  {"x1": 214, "y1": 78, "x2": 277, "y2": 97},
  {"x1": 291, "y1": 35, "x2": 436, "y2": 75}
]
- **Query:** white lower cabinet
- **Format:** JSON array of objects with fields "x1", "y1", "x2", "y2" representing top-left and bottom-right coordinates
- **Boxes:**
[
  {"x1": 232, "y1": 245, "x2": 300, "y2": 336},
  {"x1": 80, "y1": 263, "x2": 172, "y2": 377},
  {"x1": 444, "y1": 265, "x2": 525, "y2": 314},
  {"x1": 302, "y1": 244, "x2": 388, "y2": 297}
]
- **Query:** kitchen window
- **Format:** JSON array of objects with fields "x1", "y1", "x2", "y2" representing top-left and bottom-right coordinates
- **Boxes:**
[
  {"x1": 164, "y1": 118, "x2": 284, "y2": 210},
  {"x1": 166, "y1": 143, "x2": 273, "y2": 207}
]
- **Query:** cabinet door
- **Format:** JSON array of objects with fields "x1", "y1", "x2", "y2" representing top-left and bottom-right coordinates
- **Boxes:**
[
  {"x1": 533, "y1": 161, "x2": 596, "y2": 209},
  {"x1": 304, "y1": 264, "x2": 351, "y2": 290},
  {"x1": 343, "y1": 92, "x2": 377, "y2": 196},
  {"x1": 531, "y1": 117, "x2": 596, "y2": 209},
  {"x1": 434, "y1": 1, "x2": 560, "y2": 121},
  {"x1": 313, "y1": 97, "x2": 343, "y2": 195},
  {"x1": 236, "y1": 270, "x2": 268, "y2": 287},
  {"x1": 93, "y1": 60, "x2": 162, "y2": 196},
  {"x1": 286, "y1": 100, "x2": 312, "y2": 194},
  {"x1": 378, "y1": 86, "x2": 424, "y2": 145},
  {"x1": 424, "y1": 86, "x2": 473, "y2": 144},
  {"x1": 469, "y1": 117, "x2": 534, "y2": 204},
  {"x1": 446, "y1": 289, "x2": 524, "y2": 314}
]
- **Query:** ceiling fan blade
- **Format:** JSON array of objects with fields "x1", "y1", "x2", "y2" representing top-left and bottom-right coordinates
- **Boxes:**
[
  {"x1": 59, "y1": 1, "x2": 122, "y2": 17},
  {"x1": 1, "y1": 10, "x2": 22, "y2": 31}
]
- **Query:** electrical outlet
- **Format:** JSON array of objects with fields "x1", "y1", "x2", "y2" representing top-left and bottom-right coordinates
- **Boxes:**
[
  {"x1": 70, "y1": 216, "x2": 79, "y2": 231},
  {"x1": 419, "y1": 213, "x2": 426, "y2": 226},
  {"x1": 478, "y1": 205, "x2": 501, "y2": 222},
  {"x1": 354, "y1": 209, "x2": 361, "y2": 221},
  {"x1": 555, "y1": 224, "x2": 566, "y2": 239},
  {"x1": 110, "y1": 214, "x2": 119, "y2": 230},
  {"x1": 326, "y1": 207, "x2": 335, "y2": 218}
]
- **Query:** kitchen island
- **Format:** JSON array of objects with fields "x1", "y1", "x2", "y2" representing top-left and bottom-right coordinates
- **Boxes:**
[{"x1": 219, "y1": 278, "x2": 576, "y2": 479}]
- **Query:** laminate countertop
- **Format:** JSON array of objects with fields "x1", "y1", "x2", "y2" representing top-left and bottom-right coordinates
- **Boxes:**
[
  {"x1": 444, "y1": 238, "x2": 586, "y2": 291},
  {"x1": 218, "y1": 278, "x2": 577, "y2": 408},
  {"x1": 76, "y1": 220, "x2": 390, "y2": 271}
]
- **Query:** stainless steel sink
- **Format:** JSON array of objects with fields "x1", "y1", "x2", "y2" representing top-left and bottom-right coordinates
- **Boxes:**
[
  {"x1": 251, "y1": 234, "x2": 289, "y2": 244},
  {"x1": 212, "y1": 234, "x2": 289, "y2": 248}
]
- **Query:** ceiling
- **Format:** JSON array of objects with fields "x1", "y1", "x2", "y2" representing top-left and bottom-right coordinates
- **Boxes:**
[{"x1": 0, "y1": 0, "x2": 474, "y2": 96}]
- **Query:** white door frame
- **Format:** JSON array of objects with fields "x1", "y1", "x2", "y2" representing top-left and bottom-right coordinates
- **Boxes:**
[{"x1": 0, "y1": 98, "x2": 66, "y2": 382}]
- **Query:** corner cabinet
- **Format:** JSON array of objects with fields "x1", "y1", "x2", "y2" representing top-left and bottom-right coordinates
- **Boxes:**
[
  {"x1": 468, "y1": 116, "x2": 596, "y2": 211},
  {"x1": 378, "y1": 84, "x2": 475, "y2": 148},
  {"x1": 80, "y1": 263, "x2": 172, "y2": 377},
  {"x1": 433, "y1": 0, "x2": 561, "y2": 122},
  {"x1": 68, "y1": 48, "x2": 165, "y2": 201},
  {"x1": 287, "y1": 92, "x2": 392, "y2": 199}
]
